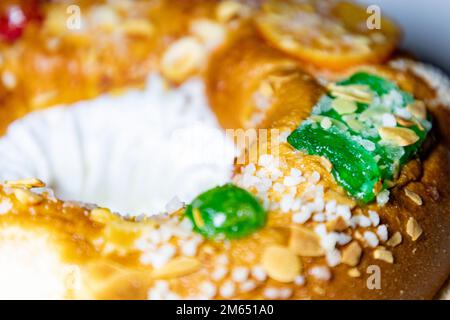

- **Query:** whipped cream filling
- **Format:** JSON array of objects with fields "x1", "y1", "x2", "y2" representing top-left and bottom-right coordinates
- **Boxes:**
[{"x1": 0, "y1": 75, "x2": 236, "y2": 216}]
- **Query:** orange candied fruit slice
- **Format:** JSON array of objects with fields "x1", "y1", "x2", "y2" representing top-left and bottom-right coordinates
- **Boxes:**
[{"x1": 255, "y1": 0, "x2": 401, "y2": 70}]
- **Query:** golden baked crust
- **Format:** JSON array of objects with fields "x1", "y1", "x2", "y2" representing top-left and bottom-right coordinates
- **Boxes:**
[{"x1": 0, "y1": 0, "x2": 448, "y2": 299}]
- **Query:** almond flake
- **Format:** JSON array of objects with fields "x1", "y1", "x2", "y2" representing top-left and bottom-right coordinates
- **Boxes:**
[
  {"x1": 326, "y1": 216, "x2": 348, "y2": 232},
  {"x1": 324, "y1": 190, "x2": 356, "y2": 209},
  {"x1": 216, "y1": 1, "x2": 248, "y2": 23},
  {"x1": 378, "y1": 127, "x2": 419, "y2": 147},
  {"x1": 404, "y1": 188, "x2": 423, "y2": 206},
  {"x1": 346, "y1": 118, "x2": 364, "y2": 131},
  {"x1": 261, "y1": 245, "x2": 301, "y2": 283},
  {"x1": 395, "y1": 116, "x2": 416, "y2": 127},
  {"x1": 327, "y1": 83, "x2": 373, "y2": 104},
  {"x1": 13, "y1": 188, "x2": 43, "y2": 205},
  {"x1": 341, "y1": 241, "x2": 362, "y2": 267},
  {"x1": 152, "y1": 257, "x2": 201, "y2": 279},
  {"x1": 91, "y1": 208, "x2": 117, "y2": 224},
  {"x1": 320, "y1": 157, "x2": 333, "y2": 172},
  {"x1": 353, "y1": 231, "x2": 364, "y2": 241},
  {"x1": 289, "y1": 226, "x2": 325, "y2": 257},
  {"x1": 407, "y1": 100, "x2": 427, "y2": 120},
  {"x1": 331, "y1": 98, "x2": 358, "y2": 115},
  {"x1": 161, "y1": 37, "x2": 205, "y2": 83},
  {"x1": 347, "y1": 268, "x2": 361, "y2": 278},
  {"x1": 320, "y1": 117, "x2": 332, "y2": 130},
  {"x1": 406, "y1": 217, "x2": 423, "y2": 241},
  {"x1": 5, "y1": 178, "x2": 45, "y2": 189},
  {"x1": 105, "y1": 221, "x2": 142, "y2": 247},
  {"x1": 386, "y1": 231, "x2": 402, "y2": 247},
  {"x1": 373, "y1": 248, "x2": 394, "y2": 263},
  {"x1": 193, "y1": 208, "x2": 205, "y2": 228},
  {"x1": 191, "y1": 19, "x2": 226, "y2": 51}
]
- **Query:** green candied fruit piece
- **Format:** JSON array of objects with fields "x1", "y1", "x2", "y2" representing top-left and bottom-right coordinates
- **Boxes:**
[
  {"x1": 288, "y1": 124, "x2": 380, "y2": 203},
  {"x1": 288, "y1": 72, "x2": 432, "y2": 204},
  {"x1": 185, "y1": 184, "x2": 267, "y2": 240}
]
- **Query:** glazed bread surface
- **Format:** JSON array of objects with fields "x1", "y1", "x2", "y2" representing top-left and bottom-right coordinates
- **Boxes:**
[{"x1": 0, "y1": 0, "x2": 449, "y2": 299}]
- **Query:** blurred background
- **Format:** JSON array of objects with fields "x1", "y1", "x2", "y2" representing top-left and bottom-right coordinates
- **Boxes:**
[{"x1": 356, "y1": 0, "x2": 450, "y2": 73}]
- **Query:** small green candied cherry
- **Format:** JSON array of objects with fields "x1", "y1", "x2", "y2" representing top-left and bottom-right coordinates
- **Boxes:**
[{"x1": 185, "y1": 184, "x2": 267, "y2": 240}]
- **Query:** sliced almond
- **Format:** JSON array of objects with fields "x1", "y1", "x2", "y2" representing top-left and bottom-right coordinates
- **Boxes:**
[
  {"x1": 320, "y1": 117, "x2": 332, "y2": 129},
  {"x1": 319, "y1": 156, "x2": 333, "y2": 172},
  {"x1": 161, "y1": 37, "x2": 206, "y2": 83},
  {"x1": 261, "y1": 245, "x2": 301, "y2": 283},
  {"x1": 327, "y1": 83, "x2": 373, "y2": 104},
  {"x1": 386, "y1": 231, "x2": 402, "y2": 247},
  {"x1": 311, "y1": 115, "x2": 348, "y2": 131},
  {"x1": 378, "y1": 127, "x2": 419, "y2": 147},
  {"x1": 13, "y1": 188, "x2": 43, "y2": 205},
  {"x1": 216, "y1": 1, "x2": 248, "y2": 23},
  {"x1": 104, "y1": 221, "x2": 142, "y2": 248},
  {"x1": 91, "y1": 208, "x2": 117, "y2": 224},
  {"x1": 373, "y1": 247, "x2": 394, "y2": 263},
  {"x1": 326, "y1": 216, "x2": 348, "y2": 232},
  {"x1": 406, "y1": 217, "x2": 423, "y2": 241},
  {"x1": 331, "y1": 97, "x2": 358, "y2": 115},
  {"x1": 192, "y1": 208, "x2": 205, "y2": 228},
  {"x1": 395, "y1": 116, "x2": 416, "y2": 127},
  {"x1": 5, "y1": 178, "x2": 45, "y2": 189},
  {"x1": 289, "y1": 226, "x2": 325, "y2": 257},
  {"x1": 324, "y1": 190, "x2": 356, "y2": 209},
  {"x1": 345, "y1": 118, "x2": 364, "y2": 131},
  {"x1": 353, "y1": 231, "x2": 364, "y2": 241},
  {"x1": 190, "y1": 19, "x2": 226, "y2": 51},
  {"x1": 404, "y1": 188, "x2": 423, "y2": 206},
  {"x1": 152, "y1": 257, "x2": 201, "y2": 279},
  {"x1": 407, "y1": 100, "x2": 427, "y2": 120},
  {"x1": 341, "y1": 241, "x2": 362, "y2": 267},
  {"x1": 347, "y1": 268, "x2": 361, "y2": 278}
]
